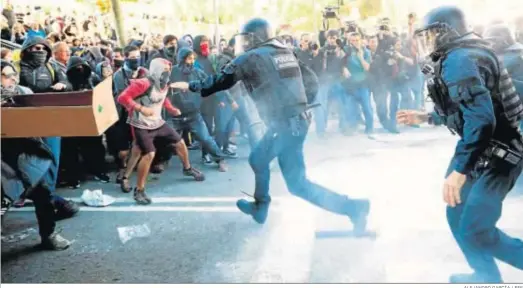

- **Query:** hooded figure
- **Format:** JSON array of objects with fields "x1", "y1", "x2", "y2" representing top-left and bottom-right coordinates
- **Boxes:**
[
  {"x1": 168, "y1": 47, "x2": 207, "y2": 116},
  {"x1": 66, "y1": 56, "x2": 98, "y2": 91},
  {"x1": 82, "y1": 46, "x2": 107, "y2": 71},
  {"x1": 182, "y1": 34, "x2": 193, "y2": 47},
  {"x1": 147, "y1": 35, "x2": 179, "y2": 68},
  {"x1": 94, "y1": 60, "x2": 113, "y2": 86},
  {"x1": 17, "y1": 36, "x2": 72, "y2": 93}
]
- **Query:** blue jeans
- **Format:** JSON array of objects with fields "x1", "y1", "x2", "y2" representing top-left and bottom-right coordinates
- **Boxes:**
[
  {"x1": 41, "y1": 137, "x2": 67, "y2": 206},
  {"x1": 172, "y1": 114, "x2": 225, "y2": 161},
  {"x1": 445, "y1": 158, "x2": 523, "y2": 281},
  {"x1": 344, "y1": 87, "x2": 374, "y2": 133},
  {"x1": 314, "y1": 82, "x2": 345, "y2": 135},
  {"x1": 389, "y1": 83, "x2": 411, "y2": 129},
  {"x1": 248, "y1": 115, "x2": 363, "y2": 217},
  {"x1": 215, "y1": 96, "x2": 265, "y2": 151}
]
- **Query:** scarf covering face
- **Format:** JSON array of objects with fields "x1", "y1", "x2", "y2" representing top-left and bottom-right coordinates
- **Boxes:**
[{"x1": 148, "y1": 58, "x2": 171, "y2": 100}]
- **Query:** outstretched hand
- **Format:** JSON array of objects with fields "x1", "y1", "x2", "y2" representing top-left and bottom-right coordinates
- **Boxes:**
[
  {"x1": 396, "y1": 110, "x2": 429, "y2": 125},
  {"x1": 170, "y1": 82, "x2": 189, "y2": 91}
]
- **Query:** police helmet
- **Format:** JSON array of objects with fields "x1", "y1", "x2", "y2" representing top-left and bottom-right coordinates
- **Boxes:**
[
  {"x1": 414, "y1": 6, "x2": 469, "y2": 60},
  {"x1": 234, "y1": 18, "x2": 274, "y2": 56},
  {"x1": 483, "y1": 23, "x2": 516, "y2": 53}
]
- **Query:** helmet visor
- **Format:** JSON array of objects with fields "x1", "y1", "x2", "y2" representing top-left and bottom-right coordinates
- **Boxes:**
[
  {"x1": 414, "y1": 28, "x2": 439, "y2": 60},
  {"x1": 233, "y1": 33, "x2": 254, "y2": 57}
]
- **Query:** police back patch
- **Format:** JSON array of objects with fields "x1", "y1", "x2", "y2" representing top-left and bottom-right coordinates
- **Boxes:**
[{"x1": 270, "y1": 50, "x2": 300, "y2": 79}]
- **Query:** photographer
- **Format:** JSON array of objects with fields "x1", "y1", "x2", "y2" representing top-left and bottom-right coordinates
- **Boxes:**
[
  {"x1": 386, "y1": 36, "x2": 414, "y2": 132},
  {"x1": 342, "y1": 32, "x2": 373, "y2": 136},
  {"x1": 295, "y1": 33, "x2": 314, "y2": 68},
  {"x1": 313, "y1": 29, "x2": 347, "y2": 137}
]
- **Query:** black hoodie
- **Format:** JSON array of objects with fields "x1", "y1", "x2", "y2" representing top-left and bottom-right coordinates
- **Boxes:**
[
  {"x1": 66, "y1": 56, "x2": 99, "y2": 91},
  {"x1": 18, "y1": 36, "x2": 72, "y2": 93}
]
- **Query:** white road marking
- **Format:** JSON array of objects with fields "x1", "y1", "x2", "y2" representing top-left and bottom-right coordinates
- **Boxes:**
[
  {"x1": 21, "y1": 196, "x2": 292, "y2": 205},
  {"x1": 10, "y1": 206, "x2": 244, "y2": 212}
]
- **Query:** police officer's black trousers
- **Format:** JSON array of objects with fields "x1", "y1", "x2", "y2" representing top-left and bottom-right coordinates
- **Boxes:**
[
  {"x1": 249, "y1": 115, "x2": 365, "y2": 218},
  {"x1": 445, "y1": 159, "x2": 523, "y2": 281}
]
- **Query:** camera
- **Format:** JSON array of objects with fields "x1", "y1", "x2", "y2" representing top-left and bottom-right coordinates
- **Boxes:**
[
  {"x1": 345, "y1": 21, "x2": 358, "y2": 33},
  {"x1": 322, "y1": 6, "x2": 338, "y2": 19},
  {"x1": 310, "y1": 43, "x2": 319, "y2": 51}
]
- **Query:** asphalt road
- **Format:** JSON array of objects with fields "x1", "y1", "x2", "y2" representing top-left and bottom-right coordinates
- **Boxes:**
[{"x1": 2, "y1": 126, "x2": 523, "y2": 283}]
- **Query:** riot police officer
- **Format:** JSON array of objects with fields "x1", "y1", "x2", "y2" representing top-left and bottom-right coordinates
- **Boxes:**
[
  {"x1": 171, "y1": 18, "x2": 370, "y2": 231},
  {"x1": 396, "y1": 6, "x2": 523, "y2": 283},
  {"x1": 483, "y1": 23, "x2": 523, "y2": 94},
  {"x1": 483, "y1": 23, "x2": 523, "y2": 131}
]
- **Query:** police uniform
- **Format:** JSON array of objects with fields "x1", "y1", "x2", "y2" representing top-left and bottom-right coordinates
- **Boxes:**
[
  {"x1": 188, "y1": 27, "x2": 369, "y2": 228},
  {"x1": 418, "y1": 7, "x2": 523, "y2": 282}
]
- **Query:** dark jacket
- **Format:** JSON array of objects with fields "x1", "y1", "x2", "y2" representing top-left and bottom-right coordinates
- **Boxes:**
[
  {"x1": 1, "y1": 84, "x2": 58, "y2": 202},
  {"x1": 66, "y1": 56, "x2": 98, "y2": 91},
  {"x1": 168, "y1": 47, "x2": 208, "y2": 116},
  {"x1": 18, "y1": 36, "x2": 72, "y2": 93}
]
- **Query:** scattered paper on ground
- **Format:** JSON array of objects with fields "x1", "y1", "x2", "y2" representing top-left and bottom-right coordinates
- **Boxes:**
[{"x1": 117, "y1": 224, "x2": 151, "y2": 244}]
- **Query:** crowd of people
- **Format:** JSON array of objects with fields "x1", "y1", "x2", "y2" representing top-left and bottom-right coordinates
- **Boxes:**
[{"x1": 1, "y1": 2, "x2": 523, "y2": 256}]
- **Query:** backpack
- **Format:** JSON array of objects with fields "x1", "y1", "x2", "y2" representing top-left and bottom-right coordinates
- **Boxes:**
[{"x1": 12, "y1": 61, "x2": 55, "y2": 83}]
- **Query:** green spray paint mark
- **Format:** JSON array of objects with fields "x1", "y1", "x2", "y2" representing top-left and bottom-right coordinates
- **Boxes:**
[{"x1": 97, "y1": 105, "x2": 103, "y2": 113}]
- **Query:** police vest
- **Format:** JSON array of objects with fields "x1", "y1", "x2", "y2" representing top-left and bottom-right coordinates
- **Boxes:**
[{"x1": 434, "y1": 40, "x2": 523, "y2": 127}]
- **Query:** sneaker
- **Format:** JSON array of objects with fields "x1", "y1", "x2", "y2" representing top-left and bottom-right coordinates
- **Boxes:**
[
  {"x1": 202, "y1": 154, "x2": 213, "y2": 165},
  {"x1": 116, "y1": 169, "x2": 126, "y2": 184},
  {"x1": 150, "y1": 163, "x2": 165, "y2": 174},
  {"x1": 236, "y1": 199, "x2": 270, "y2": 224},
  {"x1": 41, "y1": 232, "x2": 72, "y2": 250},
  {"x1": 94, "y1": 173, "x2": 110, "y2": 183},
  {"x1": 13, "y1": 198, "x2": 26, "y2": 208},
  {"x1": 217, "y1": 160, "x2": 228, "y2": 172},
  {"x1": 55, "y1": 200, "x2": 80, "y2": 220},
  {"x1": 222, "y1": 147, "x2": 238, "y2": 159},
  {"x1": 188, "y1": 141, "x2": 201, "y2": 150},
  {"x1": 120, "y1": 177, "x2": 132, "y2": 193},
  {"x1": 133, "y1": 188, "x2": 152, "y2": 205},
  {"x1": 67, "y1": 180, "x2": 81, "y2": 189},
  {"x1": 183, "y1": 167, "x2": 205, "y2": 181}
]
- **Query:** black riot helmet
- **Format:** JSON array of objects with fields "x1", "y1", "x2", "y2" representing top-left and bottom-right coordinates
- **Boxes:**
[
  {"x1": 234, "y1": 18, "x2": 274, "y2": 56},
  {"x1": 414, "y1": 6, "x2": 469, "y2": 61},
  {"x1": 483, "y1": 23, "x2": 516, "y2": 53}
]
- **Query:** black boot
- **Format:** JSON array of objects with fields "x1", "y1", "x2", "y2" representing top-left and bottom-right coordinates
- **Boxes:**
[{"x1": 236, "y1": 199, "x2": 270, "y2": 224}]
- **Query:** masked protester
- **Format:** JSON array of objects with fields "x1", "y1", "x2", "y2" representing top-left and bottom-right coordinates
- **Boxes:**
[
  {"x1": 113, "y1": 47, "x2": 125, "y2": 70},
  {"x1": 117, "y1": 58, "x2": 205, "y2": 205},
  {"x1": 148, "y1": 34, "x2": 178, "y2": 67},
  {"x1": 193, "y1": 35, "x2": 236, "y2": 165},
  {"x1": 106, "y1": 45, "x2": 148, "y2": 191},
  {"x1": 1, "y1": 61, "x2": 78, "y2": 250},
  {"x1": 14, "y1": 36, "x2": 72, "y2": 93},
  {"x1": 168, "y1": 47, "x2": 228, "y2": 172},
  {"x1": 59, "y1": 56, "x2": 110, "y2": 189},
  {"x1": 82, "y1": 46, "x2": 107, "y2": 71}
]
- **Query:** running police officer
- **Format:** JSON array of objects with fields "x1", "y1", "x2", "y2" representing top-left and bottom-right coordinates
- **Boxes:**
[
  {"x1": 396, "y1": 6, "x2": 523, "y2": 283},
  {"x1": 171, "y1": 18, "x2": 370, "y2": 231}
]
